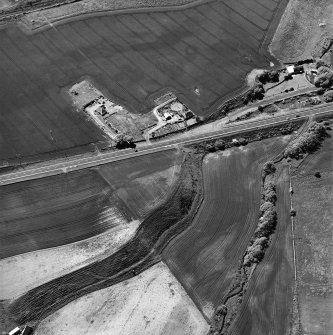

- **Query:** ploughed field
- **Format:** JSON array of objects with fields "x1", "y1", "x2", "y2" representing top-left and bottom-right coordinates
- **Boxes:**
[
  {"x1": 0, "y1": 0, "x2": 287, "y2": 160},
  {"x1": 228, "y1": 165, "x2": 294, "y2": 335},
  {"x1": 163, "y1": 136, "x2": 291, "y2": 318},
  {"x1": 0, "y1": 149, "x2": 181, "y2": 259}
]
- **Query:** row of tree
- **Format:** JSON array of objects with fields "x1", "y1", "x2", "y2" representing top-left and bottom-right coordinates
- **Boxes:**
[
  {"x1": 243, "y1": 163, "x2": 277, "y2": 266},
  {"x1": 115, "y1": 134, "x2": 135, "y2": 149},
  {"x1": 284, "y1": 122, "x2": 327, "y2": 159},
  {"x1": 314, "y1": 59, "x2": 333, "y2": 89}
]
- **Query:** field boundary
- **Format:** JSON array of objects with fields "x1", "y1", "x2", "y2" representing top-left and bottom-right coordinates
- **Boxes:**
[{"x1": 17, "y1": 0, "x2": 213, "y2": 34}]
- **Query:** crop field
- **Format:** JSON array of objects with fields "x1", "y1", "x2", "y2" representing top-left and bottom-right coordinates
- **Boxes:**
[
  {"x1": 291, "y1": 129, "x2": 333, "y2": 334},
  {"x1": 163, "y1": 136, "x2": 291, "y2": 318},
  {"x1": 0, "y1": 0, "x2": 287, "y2": 160},
  {"x1": 0, "y1": 149, "x2": 180, "y2": 259},
  {"x1": 228, "y1": 165, "x2": 294, "y2": 335}
]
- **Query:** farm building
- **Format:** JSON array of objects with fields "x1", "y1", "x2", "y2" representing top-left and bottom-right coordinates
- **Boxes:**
[
  {"x1": 9, "y1": 327, "x2": 20, "y2": 335},
  {"x1": 21, "y1": 326, "x2": 33, "y2": 335},
  {"x1": 286, "y1": 65, "x2": 304, "y2": 75},
  {"x1": 8, "y1": 325, "x2": 33, "y2": 335}
]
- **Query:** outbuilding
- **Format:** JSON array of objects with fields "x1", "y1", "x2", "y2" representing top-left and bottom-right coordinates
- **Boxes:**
[
  {"x1": 294, "y1": 65, "x2": 304, "y2": 74},
  {"x1": 286, "y1": 65, "x2": 295, "y2": 74},
  {"x1": 21, "y1": 326, "x2": 33, "y2": 335},
  {"x1": 9, "y1": 327, "x2": 21, "y2": 335}
]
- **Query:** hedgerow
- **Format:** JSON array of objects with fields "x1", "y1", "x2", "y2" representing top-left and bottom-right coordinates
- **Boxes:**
[{"x1": 283, "y1": 122, "x2": 327, "y2": 159}]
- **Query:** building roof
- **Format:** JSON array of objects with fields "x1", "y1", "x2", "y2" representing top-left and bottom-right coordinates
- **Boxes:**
[{"x1": 286, "y1": 65, "x2": 295, "y2": 74}]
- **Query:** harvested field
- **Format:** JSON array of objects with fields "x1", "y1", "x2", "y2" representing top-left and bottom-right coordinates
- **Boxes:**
[
  {"x1": 34, "y1": 262, "x2": 209, "y2": 335},
  {"x1": 0, "y1": 220, "x2": 139, "y2": 300},
  {"x1": 0, "y1": 149, "x2": 180, "y2": 259},
  {"x1": 8, "y1": 152, "x2": 204, "y2": 325},
  {"x1": 228, "y1": 165, "x2": 294, "y2": 335},
  {"x1": 270, "y1": 0, "x2": 333, "y2": 61},
  {"x1": 163, "y1": 136, "x2": 292, "y2": 318},
  {"x1": 0, "y1": 0, "x2": 287, "y2": 160},
  {"x1": 291, "y1": 129, "x2": 333, "y2": 334}
]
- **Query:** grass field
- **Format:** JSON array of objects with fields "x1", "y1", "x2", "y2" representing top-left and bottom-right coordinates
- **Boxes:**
[
  {"x1": 270, "y1": 0, "x2": 333, "y2": 61},
  {"x1": 0, "y1": 0, "x2": 287, "y2": 160},
  {"x1": 291, "y1": 128, "x2": 333, "y2": 334},
  {"x1": 163, "y1": 136, "x2": 291, "y2": 318},
  {"x1": 0, "y1": 149, "x2": 180, "y2": 259}
]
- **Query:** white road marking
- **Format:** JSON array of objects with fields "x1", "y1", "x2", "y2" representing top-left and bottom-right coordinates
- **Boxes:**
[{"x1": 0, "y1": 107, "x2": 332, "y2": 186}]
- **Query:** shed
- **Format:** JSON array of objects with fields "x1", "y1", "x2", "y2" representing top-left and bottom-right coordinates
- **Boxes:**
[
  {"x1": 9, "y1": 327, "x2": 21, "y2": 335},
  {"x1": 21, "y1": 326, "x2": 33, "y2": 335},
  {"x1": 286, "y1": 65, "x2": 294, "y2": 74},
  {"x1": 294, "y1": 65, "x2": 304, "y2": 74}
]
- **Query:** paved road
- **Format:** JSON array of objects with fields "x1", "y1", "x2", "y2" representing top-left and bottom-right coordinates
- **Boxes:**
[{"x1": 1, "y1": 104, "x2": 332, "y2": 186}]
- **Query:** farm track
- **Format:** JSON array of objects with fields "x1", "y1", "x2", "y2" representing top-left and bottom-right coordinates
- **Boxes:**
[
  {"x1": 228, "y1": 165, "x2": 294, "y2": 335},
  {"x1": 0, "y1": 0, "x2": 287, "y2": 161},
  {"x1": 8, "y1": 152, "x2": 204, "y2": 325},
  {"x1": 162, "y1": 137, "x2": 290, "y2": 318}
]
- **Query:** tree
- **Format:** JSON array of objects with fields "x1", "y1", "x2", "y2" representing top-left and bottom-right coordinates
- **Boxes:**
[
  {"x1": 290, "y1": 209, "x2": 296, "y2": 216},
  {"x1": 315, "y1": 58, "x2": 329, "y2": 69},
  {"x1": 314, "y1": 70, "x2": 333, "y2": 88},
  {"x1": 284, "y1": 122, "x2": 327, "y2": 158},
  {"x1": 260, "y1": 201, "x2": 274, "y2": 215},
  {"x1": 317, "y1": 66, "x2": 330, "y2": 75},
  {"x1": 268, "y1": 70, "x2": 279, "y2": 82},
  {"x1": 215, "y1": 139, "x2": 226, "y2": 151},
  {"x1": 253, "y1": 84, "x2": 265, "y2": 100},
  {"x1": 115, "y1": 134, "x2": 135, "y2": 149},
  {"x1": 264, "y1": 182, "x2": 277, "y2": 202},
  {"x1": 256, "y1": 70, "x2": 279, "y2": 84},
  {"x1": 263, "y1": 161, "x2": 276, "y2": 176},
  {"x1": 324, "y1": 90, "x2": 333, "y2": 102},
  {"x1": 206, "y1": 142, "x2": 216, "y2": 152}
]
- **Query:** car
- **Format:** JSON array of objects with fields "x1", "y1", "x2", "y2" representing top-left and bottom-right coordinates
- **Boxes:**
[{"x1": 295, "y1": 114, "x2": 301, "y2": 117}]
